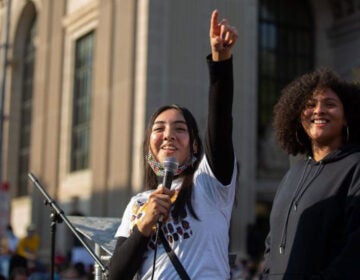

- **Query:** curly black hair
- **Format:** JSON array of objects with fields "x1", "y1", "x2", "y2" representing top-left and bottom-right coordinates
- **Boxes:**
[{"x1": 273, "y1": 68, "x2": 360, "y2": 156}]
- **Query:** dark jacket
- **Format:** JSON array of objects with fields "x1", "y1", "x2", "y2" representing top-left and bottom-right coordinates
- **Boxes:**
[{"x1": 262, "y1": 144, "x2": 360, "y2": 280}]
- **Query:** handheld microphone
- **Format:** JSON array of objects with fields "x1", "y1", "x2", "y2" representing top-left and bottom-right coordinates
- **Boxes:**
[
  {"x1": 158, "y1": 157, "x2": 178, "y2": 224},
  {"x1": 162, "y1": 157, "x2": 179, "y2": 189}
]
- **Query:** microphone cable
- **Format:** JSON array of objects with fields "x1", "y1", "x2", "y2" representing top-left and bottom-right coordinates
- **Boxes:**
[
  {"x1": 151, "y1": 222, "x2": 162, "y2": 280},
  {"x1": 151, "y1": 157, "x2": 178, "y2": 279}
]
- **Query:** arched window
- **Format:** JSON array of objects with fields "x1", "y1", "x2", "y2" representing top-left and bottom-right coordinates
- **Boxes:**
[
  {"x1": 18, "y1": 16, "x2": 37, "y2": 196},
  {"x1": 257, "y1": 0, "x2": 314, "y2": 179}
]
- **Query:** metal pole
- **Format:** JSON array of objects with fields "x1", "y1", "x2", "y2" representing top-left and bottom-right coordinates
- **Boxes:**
[
  {"x1": 0, "y1": 0, "x2": 12, "y2": 183},
  {"x1": 94, "y1": 244, "x2": 102, "y2": 280},
  {"x1": 28, "y1": 173, "x2": 108, "y2": 274}
]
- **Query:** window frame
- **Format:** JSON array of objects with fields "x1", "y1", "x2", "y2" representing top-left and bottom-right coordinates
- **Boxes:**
[
  {"x1": 257, "y1": 0, "x2": 314, "y2": 179},
  {"x1": 70, "y1": 31, "x2": 94, "y2": 172}
]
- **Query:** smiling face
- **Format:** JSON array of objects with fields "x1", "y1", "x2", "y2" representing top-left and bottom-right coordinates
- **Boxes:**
[
  {"x1": 301, "y1": 87, "x2": 346, "y2": 150},
  {"x1": 149, "y1": 108, "x2": 194, "y2": 165}
]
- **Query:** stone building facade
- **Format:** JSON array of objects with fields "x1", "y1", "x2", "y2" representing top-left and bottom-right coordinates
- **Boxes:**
[{"x1": 0, "y1": 0, "x2": 359, "y2": 264}]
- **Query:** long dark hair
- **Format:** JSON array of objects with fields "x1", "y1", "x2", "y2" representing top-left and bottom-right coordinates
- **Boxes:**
[
  {"x1": 142, "y1": 104, "x2": 204, "y2": 220},
  {"x1": 273, "y1": 68, "x2": 360, "y2": 155}
]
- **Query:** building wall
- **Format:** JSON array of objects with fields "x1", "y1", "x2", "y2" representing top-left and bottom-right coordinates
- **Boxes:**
[{"x1": 0, "y1": 0, "x2": 359, "y2": 263}]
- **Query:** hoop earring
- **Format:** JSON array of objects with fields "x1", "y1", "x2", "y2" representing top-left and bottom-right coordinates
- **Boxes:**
[{"x1": 346, "y1": 126, "x2": 350, "y2": 142}]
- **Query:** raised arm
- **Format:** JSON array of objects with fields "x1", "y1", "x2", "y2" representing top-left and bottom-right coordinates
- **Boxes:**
[{"x1": 205, "y1": 10, "x2": 238, "y2": 185}]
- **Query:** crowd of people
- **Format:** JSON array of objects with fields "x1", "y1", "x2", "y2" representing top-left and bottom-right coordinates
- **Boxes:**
[
  {"x1": 2, "y1": 7, "x2": 360, "y2": 280},
  {"x1": 0, "y1": 224, "x2": 95, "y2": 280},
  {"x1": 0, "y1": 224, "x2": 42, "y2": 280}
]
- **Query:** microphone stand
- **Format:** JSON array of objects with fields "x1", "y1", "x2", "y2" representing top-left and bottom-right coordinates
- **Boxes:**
[{"x1": 28, "y1": 172, "x2": 108, "y2": 280}]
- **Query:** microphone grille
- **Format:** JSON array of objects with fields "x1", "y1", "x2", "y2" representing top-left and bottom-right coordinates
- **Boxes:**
[{"x1": 163, "y1": 157, "x2": 179, "y2": 173}]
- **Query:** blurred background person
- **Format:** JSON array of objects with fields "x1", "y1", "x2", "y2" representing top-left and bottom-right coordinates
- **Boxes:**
[
  {"x1": 0, "y1": 225, "x2": 19, "y2": 278},
  {"x1": 10, "y1": 224, "x2": 40, "y2": 277}
]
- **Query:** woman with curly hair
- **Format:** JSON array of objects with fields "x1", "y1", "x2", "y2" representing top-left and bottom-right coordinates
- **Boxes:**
[{"x1": 261, "y1": 68, "x2": 360, "y2": 279}]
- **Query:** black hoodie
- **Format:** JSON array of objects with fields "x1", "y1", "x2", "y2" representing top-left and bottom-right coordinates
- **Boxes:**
[{"x1": 262, "y1": 144, "x2": 360, "y2": 280}]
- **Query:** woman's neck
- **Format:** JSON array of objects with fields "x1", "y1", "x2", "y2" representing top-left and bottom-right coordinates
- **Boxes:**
[
  {"x1": 312, "y1": 141, "x2": 344, "y2": 161},
  {"x1": 312, "y1": 146, "x2": 332, "y2": 161}
]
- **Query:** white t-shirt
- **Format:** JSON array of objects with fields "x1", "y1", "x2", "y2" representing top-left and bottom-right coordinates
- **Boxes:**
[{"x1": 115, "y1": 155, "x2": 237, "y2": 280}]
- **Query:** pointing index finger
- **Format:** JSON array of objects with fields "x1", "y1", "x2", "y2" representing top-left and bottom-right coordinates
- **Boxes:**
[{"x1": 210, "y1": 9, "x2": 219, "y2": 36}]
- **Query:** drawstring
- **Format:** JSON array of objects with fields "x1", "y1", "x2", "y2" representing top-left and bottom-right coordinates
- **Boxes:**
[
  {"x1": 278, "y1": 159, "x2": 310, "y2": 254},
  {"x1": 293, "y1": 162, "x2": 324, "y2": 210},
  {"x1": 279, "y1": 159, "x2": 324, "y2": 254},
  {"x1": 290, "y1": 158, "x2": 311, "y2": 210}
]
